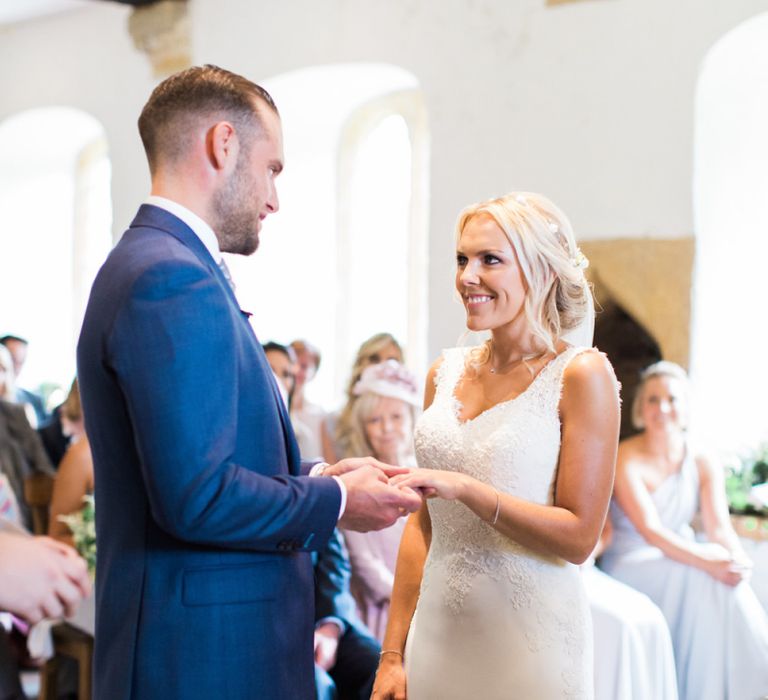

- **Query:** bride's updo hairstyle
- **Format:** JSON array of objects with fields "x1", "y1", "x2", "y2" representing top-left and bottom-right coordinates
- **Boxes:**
[{"x1": 456, "y1": 191, "x2": 590, "y2": 354}]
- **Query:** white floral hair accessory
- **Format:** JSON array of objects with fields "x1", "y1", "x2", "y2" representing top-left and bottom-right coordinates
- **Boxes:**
[
  {"x1": 353, "y1": 360, "x2": 421, "y2": 407},
  {"x1": 571, "y1": 249, "x2": 589, "y2": 270},
  {"x1": 546, "y1": 218, "x2": 589, "y2": 271}
]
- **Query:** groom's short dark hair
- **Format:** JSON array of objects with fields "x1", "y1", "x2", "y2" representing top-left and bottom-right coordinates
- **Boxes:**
[{"x1": 138, "y1": 64, "x2": 278, "y2": 174}]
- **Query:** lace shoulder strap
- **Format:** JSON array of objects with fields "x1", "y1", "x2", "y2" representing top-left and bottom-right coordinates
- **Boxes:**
[
  {"x1": 546, "y1": 345, "x2": 596, "y2": 407},
  {"x1": 432, "y1": 347, "x2": 470, "y2": 400}
]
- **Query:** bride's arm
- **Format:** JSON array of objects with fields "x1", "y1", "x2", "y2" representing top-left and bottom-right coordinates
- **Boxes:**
[
  {"x1": 372, "y1": 503, "x2": 431, "y2": 698},
  {"x1": 372, "y1": 361, "x2": 438, "y2": 700},
  {"x1": 392, "y1": 351, "x2": 619, "y2": 565}
]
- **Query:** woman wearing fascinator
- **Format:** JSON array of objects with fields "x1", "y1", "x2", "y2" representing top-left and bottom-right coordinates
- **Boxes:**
[
  {"x1": 340, "y1": 360, "x2": 421, "y2": 641},
  {"x1": 373, "y1": 192, "x2": 620, "y2": 699}
]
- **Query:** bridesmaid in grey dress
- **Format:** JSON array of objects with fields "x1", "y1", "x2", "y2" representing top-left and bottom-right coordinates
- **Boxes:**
[{"x1": 601, "y1": 361, "x2": 768, "y2": 700}]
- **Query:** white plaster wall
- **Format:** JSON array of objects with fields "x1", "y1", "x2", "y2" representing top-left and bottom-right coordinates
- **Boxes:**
[{"x1": 1, "y1": 0, "x2": 767, "y2": 357}]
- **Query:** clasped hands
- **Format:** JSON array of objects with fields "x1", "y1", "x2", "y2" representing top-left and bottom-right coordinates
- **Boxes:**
[
  {"x1": 698, "y1": 542, "x2": 754, "y2": 586},
  {"x1": 325, "y1": 458, "x2": 464, "y2": 532}
]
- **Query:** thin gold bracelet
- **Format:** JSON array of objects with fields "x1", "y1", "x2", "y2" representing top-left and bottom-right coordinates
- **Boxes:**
[
  {"x1": 380, "y1": 649, "x2": 404, "y2": 660},
  {"x1": 490, "y1": 488, "x2": 501, "y2": 525}
]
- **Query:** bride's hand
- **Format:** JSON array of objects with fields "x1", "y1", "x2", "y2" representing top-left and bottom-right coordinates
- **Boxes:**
[
  {"x1": 372, "y1": 655, "x2": 407, "y2": 700},
  {"x1": 390, "y1": 470, "x2": 468, "y2": 501}
]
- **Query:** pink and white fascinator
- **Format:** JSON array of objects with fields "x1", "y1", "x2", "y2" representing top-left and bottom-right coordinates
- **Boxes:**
[{"x1": 352, "y1": 360, "x2": 421, "y2": 407}]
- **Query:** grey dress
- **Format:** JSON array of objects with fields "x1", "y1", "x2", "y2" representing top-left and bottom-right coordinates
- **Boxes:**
[{"x1": 601, "y1": 448, "x2": 768, "y2": 700}]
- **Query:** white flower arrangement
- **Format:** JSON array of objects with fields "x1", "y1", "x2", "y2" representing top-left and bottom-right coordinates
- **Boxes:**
[{"x1": 58, "y1": 495, "x2": 96, "y2": 575}]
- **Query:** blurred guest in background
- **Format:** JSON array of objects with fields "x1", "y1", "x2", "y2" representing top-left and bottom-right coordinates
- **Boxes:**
[
  {"x1": 290, "y1": 339, "x2": 327, "y2": 461},
  {"x1": 340, "y1": 360, "x2": 419, "y2": 640},
  {"x1": 48, "y1": 380, "x2": 93, "y2": 546},
  {"x1": 322, "y1": 333, "x2": 403, "y2": 464},
  {"x1": 313, "y1": 528, "x2": 380, "y2": 700},
  {"x1": 263, "y1": 342, "x2": 381, "y2": 699},
  {"x1": 263, "y1": 341, "x2": 298, "y2": 407},
  {"x1": 0, "y1": 345, "x2": 54, "y2": 530},
  {"x1": 585, "y1": 518, "x2": 678, "y2": 700},
  {"x1": 0, "y1": 335, "x2": 48, "y2": 427},
  {"x1": 601, "y1": 361, "x2": 768, "y2": 700}
]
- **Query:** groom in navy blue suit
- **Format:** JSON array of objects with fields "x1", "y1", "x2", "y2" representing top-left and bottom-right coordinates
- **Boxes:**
[{"x1": 77, "y1": 65, "x2": 421, "y2": 700}]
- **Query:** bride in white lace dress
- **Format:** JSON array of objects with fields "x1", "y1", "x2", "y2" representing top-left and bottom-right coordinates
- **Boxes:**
[{"x1": 372, "y1": 193, "x2": 620, "y2": 700}]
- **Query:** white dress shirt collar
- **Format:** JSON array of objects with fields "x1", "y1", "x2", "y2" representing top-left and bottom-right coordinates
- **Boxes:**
[{"x1": 145, "y1": 195, "x2": 222, "y2": 264}]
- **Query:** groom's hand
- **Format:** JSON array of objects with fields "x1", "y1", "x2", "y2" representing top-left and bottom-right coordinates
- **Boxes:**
[
  {"x1": 337, "y1": 465, "x2": 423, "y2": 532},
  {"x1": 323, "y1": 456, "x2": 412, "y2": 480}
]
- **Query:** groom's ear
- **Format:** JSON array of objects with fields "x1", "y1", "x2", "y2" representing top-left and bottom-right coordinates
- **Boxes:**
[{"x1": 207, "y1": 121, "x2": 239, "y2": 174}]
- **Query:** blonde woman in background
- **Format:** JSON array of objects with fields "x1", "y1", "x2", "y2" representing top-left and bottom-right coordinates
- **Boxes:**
[
  {"x1": 601, "y1": 361, "x2": 768, "y2": 700},
  {"x1": 321, "y1": 333, "x2": 403, "y2": 464},
  {"x1": 48, "y1": 380, "x2": 94, "y2": 546},
  {"x1": 341, "y1": 360, "x2": 421, "y2": 640}
]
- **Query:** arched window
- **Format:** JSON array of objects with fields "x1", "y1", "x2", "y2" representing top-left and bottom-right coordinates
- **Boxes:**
[
  {"x1": 0, "y1": 107, "x2": 112, "y2": 394},
  {"x1": 225, "y1": 64, "x2": 429, "y2": 406},
  {"x1": 690, "y1": 12, "x2": 768, "y2": 453}
]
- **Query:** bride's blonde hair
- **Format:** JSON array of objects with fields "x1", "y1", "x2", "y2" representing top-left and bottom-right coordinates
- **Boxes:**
[{"x1": 456, "y1": 192, "x2": 590, "y2": 364}]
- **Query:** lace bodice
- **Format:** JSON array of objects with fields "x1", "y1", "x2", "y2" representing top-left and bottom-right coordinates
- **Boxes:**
[{"x1": 414, "y1": 344, "x2": 591, "y2": 612}]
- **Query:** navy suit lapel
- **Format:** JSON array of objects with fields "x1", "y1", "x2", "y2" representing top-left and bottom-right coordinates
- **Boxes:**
[{"x1": 129, "y1": 204, "x2": 302, "y2": 474}]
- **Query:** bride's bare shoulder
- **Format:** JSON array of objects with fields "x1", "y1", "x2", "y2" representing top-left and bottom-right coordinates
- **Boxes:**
[{"x1": 562, "y1": 349, "x2": 618, "y2": 401}]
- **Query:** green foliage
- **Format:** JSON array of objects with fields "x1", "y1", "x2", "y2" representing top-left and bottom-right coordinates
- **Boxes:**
[
  {"x1": 726, "y1": 444, "x2": 768, "y2": 516},
  {"x1": 58, "y1": 495, "x2": 96, "y2": 575}
]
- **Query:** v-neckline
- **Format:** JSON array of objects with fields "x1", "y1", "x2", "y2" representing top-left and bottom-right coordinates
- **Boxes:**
[{"x1": 451, "y1": 348, "x2": 566, "y2": 426}]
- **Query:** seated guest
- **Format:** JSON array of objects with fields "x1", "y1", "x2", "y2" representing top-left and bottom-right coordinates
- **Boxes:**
[
  {"x1": 37, "y1": 402, "x2": 71, "y2": 468},
  {"x1": 263, "y1": 345, "x2": 380, "y2": 698},
  {"x1": 339, "y1": 360, "x2": 418, "y2": 640},
  {"x1": 0, "y1": 335, "x2": 48, "y2": 427},
  {"x1": 601, "y1": 361, "x2": 768, "y2": 700},
  {"x1": 0, "y1": 347, "x2": 55, "y2": 531},
  {"x1": 263, "y1": 341, "x2": 298, "y2": 406},
  {"x1": 0, "y1": 344, "x2": 37, "y2": 430},
  {"x1": 0, "y1": 522, "x2": 91, "y2": 700},
  {"x1": 290, "y1": 339, "x2": 327, "y2": 461},
  {"x1": 585, "y1": 518, "x2": 678, "y2": 700},
  {"x1": 322, "y1": 333, "x2": 404, "y2": 464},
  {"x1": 314, "y1": 529, "x2": 380, "y2": 700},
  {"x1": 48, "y1": 380, "x2": 93, "y2": 546}
]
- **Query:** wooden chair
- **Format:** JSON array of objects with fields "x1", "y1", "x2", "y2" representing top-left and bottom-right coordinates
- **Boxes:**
[
  {"x1": 38, "y1": 623, "x2": 93, "y2": 700},
  {"x1": 23, "y1": 473, "x2": 94, "y2": 700},
  {"x1": 23, "y1": 471, "x2": 54, "y2": 535}
]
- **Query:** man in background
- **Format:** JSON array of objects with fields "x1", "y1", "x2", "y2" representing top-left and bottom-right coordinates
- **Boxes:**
[{"x1": 0, "y1": 335, "x2": 48, "y2": 427}]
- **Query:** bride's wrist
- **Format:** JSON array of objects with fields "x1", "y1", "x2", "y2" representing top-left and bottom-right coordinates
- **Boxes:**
[
  {"x1": 456, "y1": 473, "x2": 474, "y2": 502},
  {"x1": 379, "y1": 649, "x2": 404, "y2": 666}
]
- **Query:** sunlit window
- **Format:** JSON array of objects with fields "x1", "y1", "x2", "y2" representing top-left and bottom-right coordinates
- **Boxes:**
[
  {"x1": 0, "y1": 107, "x2": 112, "y2": 396},
  {"x1": 225, "y1": 64, "x2": 429, "y2": 407},
  {"x1": 690, "y1": 11, "x2": 768, "y2": 455}
]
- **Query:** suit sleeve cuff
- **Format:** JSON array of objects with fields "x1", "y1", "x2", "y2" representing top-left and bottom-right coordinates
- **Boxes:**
[
  {"x1": 309, "y1": 463, "x2": 347, "y2": 520},
  {"x1": 331, "y1": 476, "x2": 346, "y2": 520}
]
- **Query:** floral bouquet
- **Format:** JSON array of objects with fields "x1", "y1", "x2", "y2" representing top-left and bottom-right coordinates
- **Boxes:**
[{"x1": 59, "y1": 495, "x2": 96, "y2": 575}]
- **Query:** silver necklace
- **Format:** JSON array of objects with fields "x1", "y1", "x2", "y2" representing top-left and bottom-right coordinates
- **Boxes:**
[{"x1": 488, "y1": 347, "x2": 545, "y2": 374}]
